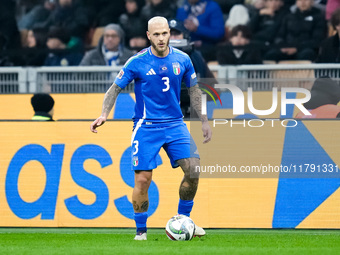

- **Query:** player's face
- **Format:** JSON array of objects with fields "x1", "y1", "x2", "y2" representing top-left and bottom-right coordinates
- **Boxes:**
[{"x1": 147, "y1": 22, "x2": 170, "y2": 56}]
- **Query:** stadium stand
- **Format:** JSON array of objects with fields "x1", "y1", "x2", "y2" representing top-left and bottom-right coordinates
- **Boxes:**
[{"x1": 0, "y1": 64, "x2": 340, "y2": 94}]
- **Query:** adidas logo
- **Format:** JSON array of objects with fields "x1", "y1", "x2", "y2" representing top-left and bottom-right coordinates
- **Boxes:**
[{"x1": 146, "y1": 68, "x2": 156, "y2": 75}]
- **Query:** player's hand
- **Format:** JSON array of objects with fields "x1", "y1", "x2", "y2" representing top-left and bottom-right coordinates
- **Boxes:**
[
  {"x1": 90, "y1": 116, "x2": 106, "y2": 133},
  {"x1": 202, "y1": 121, "x2": 212, "y2": 144}
]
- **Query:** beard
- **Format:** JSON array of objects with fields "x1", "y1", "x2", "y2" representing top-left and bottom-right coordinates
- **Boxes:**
[{"x1": 150, "y1": 37, "x2": 170, "y2": 55}]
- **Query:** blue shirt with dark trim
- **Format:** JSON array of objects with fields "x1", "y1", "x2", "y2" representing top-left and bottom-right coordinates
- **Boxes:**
[{"x1": 114, "y1": 46, "x2": 197, "y2": 123}]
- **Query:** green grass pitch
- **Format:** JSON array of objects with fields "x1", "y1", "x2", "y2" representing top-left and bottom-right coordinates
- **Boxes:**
[{"x1": 0, "y1": 228, "x2": 340, "y2": 255}]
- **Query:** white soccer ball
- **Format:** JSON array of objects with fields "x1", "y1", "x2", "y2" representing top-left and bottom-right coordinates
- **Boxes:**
[{"x1": 165, "y1": 214, "x2": 195, "y2": 241}]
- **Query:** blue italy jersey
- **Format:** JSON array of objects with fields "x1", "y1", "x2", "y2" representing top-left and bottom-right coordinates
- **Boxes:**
[{"x1": 114, "y1": 46, "x2": 197, "y2": 123}]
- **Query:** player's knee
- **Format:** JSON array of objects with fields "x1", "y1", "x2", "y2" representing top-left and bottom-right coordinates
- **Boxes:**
[
  {"x1": 184, "y1": 174, "x2": 199, "y2": 185},
  {"x1": 179, "y1": 158, "x2": 200, "y2": 179},
  {"x1": 178, "y1": 158, "x2": 200, "y2": 170},
  {"x1": 135, "y1": 171, "x2": 152, "y2": 190},
  {"x1": 135, "y1": 176, "x2": 151, "y2": 186}
]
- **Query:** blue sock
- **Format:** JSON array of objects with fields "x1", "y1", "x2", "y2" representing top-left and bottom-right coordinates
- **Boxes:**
[
  {"x1": 177, "y1": 199, "x2": 194, "y2": 217},
  {"x1": 134, "y1": 212, "x2": 148, "y2": 233}
]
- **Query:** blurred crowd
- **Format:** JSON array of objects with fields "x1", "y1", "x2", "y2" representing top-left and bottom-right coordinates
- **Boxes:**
[{"x1": 1, "y1": 0, "x2": 340, "y2": 67}]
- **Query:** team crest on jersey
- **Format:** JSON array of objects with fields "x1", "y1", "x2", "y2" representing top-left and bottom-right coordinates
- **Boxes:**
[
  {"x1": 117, "y1": 70, "x2": 124, "y2": 79},
  {"x1": 133, "y1": 156, "x2": 139, "y2": 166},
  {"x1": 172, "y1": 62, "x2": 181, "y2": 75}
]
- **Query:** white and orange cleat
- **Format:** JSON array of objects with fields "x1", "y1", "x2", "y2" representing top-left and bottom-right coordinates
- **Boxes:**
[
  {"x1": 134, "y1": 232, "x2": 147, "y2": 241},
  {"x1": 194, "y1": 225, "x2": 206, "y2": 237}
]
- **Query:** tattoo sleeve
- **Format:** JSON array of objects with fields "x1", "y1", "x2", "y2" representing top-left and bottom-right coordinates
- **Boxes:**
[
  {"x1": 188, "y1": 84, "x2": 208, "y2": 122},
  {"x1": 101, "y1": 83, "x2": 122, "y2": 118}
]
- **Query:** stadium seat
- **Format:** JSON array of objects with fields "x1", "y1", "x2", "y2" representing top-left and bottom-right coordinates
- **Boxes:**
[
  {"x1": 277, "y1": 60, "x2": 312, "y2": 65},
  {"x1": 262, "y1": 60, "x2": 276, "y2": 65},
  {"x1": 273, "y1": 60, "x2": 314, "y2": 89},
  {"x1": 90, "y1": 27, "x2": 105, "y2": 47},
  {"x1": 207, "y1": 61, "x2": 219, "y2": 78}
]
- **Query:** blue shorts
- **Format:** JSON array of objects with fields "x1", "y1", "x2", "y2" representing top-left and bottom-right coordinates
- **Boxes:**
[{"x1": 131, "y1": 120, "x2": 199, "y2": 170}]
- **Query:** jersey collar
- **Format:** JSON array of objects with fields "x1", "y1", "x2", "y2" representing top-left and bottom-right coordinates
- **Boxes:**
[{"x1": 148, "y1": 46, "x2": 173, "y2": 57}]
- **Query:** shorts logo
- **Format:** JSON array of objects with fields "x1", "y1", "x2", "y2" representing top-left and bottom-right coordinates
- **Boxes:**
[
  {"x1": 173, "y1": 62, "x2": 180, "y2": 75},
  {"x1": 191, "y1": 72, "x2": 196, "y2": 79},
  {"x1": 117, "y1": 70, "x2": 124, "y2": 79},
  {"x1": 133, "y1": 156, "x2": 139, "y2": 166}
]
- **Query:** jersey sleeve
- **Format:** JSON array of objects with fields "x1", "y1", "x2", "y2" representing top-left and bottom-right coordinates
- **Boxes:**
[
  {"x1": 114, "y1": 57, "x2": 136, "y2": 89},
  {"x1": 183, "y1": 55, "x2": 198, "y2": 88}
]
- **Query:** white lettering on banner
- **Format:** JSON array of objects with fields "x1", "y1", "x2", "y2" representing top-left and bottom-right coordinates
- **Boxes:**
[{"x1": 201, "y1": 84, "x2": 311, "y2": 116}]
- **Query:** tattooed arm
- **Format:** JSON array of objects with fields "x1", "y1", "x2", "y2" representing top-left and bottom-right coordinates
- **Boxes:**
[
  {"x1": 90, "y1": 83, "x2": 122, "y2": 133},
  {"x1": 188, "y1": 84, "x2": 212, "y2": 143}
]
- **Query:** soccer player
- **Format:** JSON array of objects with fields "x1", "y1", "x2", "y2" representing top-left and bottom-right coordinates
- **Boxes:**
[{"x1": 90, "y1": 16, "x2": 212, "y2": 241}]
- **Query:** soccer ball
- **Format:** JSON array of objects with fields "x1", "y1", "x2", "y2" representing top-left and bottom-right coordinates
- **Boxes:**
[{"x1": 165, "y1": 214, "x2": 195, "y2": 241}]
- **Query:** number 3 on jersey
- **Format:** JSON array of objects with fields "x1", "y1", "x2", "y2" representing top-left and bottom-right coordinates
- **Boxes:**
[
  {"x1": 132, "y1": 141, "x2": 139, "y2": 155},
  {"x1": 162, "y1": 77, "x2": 170, "y2": 92}
]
